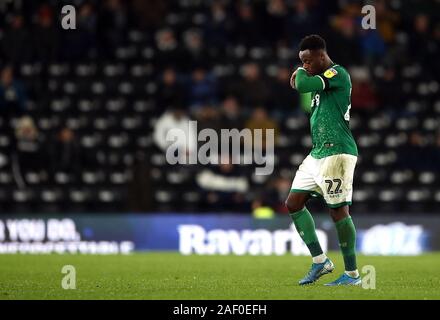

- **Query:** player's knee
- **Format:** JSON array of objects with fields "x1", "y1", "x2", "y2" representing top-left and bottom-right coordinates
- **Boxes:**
[
  {"x1": 329, "y1": 206, "x2": 349, "y2": 222},
  {"x1": 285, "y1": 197, "x2": 304, "y2": 213},
  {"x1": 284, "y1": 199, "x2": 290, "y2": 211}
]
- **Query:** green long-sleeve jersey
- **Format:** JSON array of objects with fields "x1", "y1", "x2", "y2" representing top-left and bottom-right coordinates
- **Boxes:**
[{"x1": 295, "y1": 64, "x2": 358, "y2": 159}]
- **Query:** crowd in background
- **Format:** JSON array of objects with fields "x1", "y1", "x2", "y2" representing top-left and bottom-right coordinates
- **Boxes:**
[{"x1": 0, "y1": 0, "x2": 439, "y2": 214}]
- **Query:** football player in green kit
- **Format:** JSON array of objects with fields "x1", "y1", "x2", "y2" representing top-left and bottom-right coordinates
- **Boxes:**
[{"x1": 287, "y1": 35, "x2": 361, "y2": 286}]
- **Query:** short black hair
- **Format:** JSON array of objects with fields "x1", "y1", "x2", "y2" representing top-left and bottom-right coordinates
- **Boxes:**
[{"x1": 299, "y1": 35, "x2": 326, "y2": 51}]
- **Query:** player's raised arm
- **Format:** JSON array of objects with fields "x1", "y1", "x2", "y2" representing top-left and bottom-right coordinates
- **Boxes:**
[
  {"x1": 293, "y1": 67, "x2": 325, "y2": 93},
  {"x1": 291, "y1": 34, "x2": 337, "y2": 94}
]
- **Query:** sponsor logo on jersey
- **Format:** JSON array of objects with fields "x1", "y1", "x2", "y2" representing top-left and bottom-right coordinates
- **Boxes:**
[{"x1": 324, "y1": 68, "x2": 338, "y2": 78}]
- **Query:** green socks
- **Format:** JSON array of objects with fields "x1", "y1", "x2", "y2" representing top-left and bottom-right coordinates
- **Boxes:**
[
  {"x1": 335, "y1": 216, "x2": 357, "y2": 271},
  {"x1": 289, "y1": 207, "x2": 323, "y2": 257},
  {"x1": 289, "y1": 208, "x2": 358, "y2": 272}
]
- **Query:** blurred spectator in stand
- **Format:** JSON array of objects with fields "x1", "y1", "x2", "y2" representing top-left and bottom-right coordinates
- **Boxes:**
[
  {"x1": 49, "y1": 127, "x2": 82, "y2": 177},
  {"x1": 193, "y1": 104, "x2": 223, "y2": 165},
  {"x1": 220, "y1": 96, "x2": 244, "y2": 130},
  {"x1": 156, "y1": 68, "x2": 186, "y2": 110},
  {"x1": 196, "y1": 156, "x2": 250, "y2": 212},
  {"x1": 131, "y1": 0, "x2": 168, "y2": 30},
  {"x1": 358, "y1": 18, "x2": 386, "y2": 68},
  {"x1": 287, "y1": 0, "x2": 319, "y2": 46},
  {"x1": 33, "y1": 4, "x2": 59, "y2": 63},
  {"x1": 252, "y1": 196, "x2": 275, "y2": 219},
  {"x1": 127, "y1": 151, "x2": 154, "y2": 212},
  {"x1": 205, "y1": 1, "x2": 232, "y2": 61},
  {"x1": 269, "y1": 65, "x2": 299, "y2": 117},
  {"x1": 428, "y1": 23, "x2": 440, "y2": 75},
  {"x1": 435, "y1": 130, "x2": 440, "y2": 166},
  {"x1": 187, "y1": 67, "x2": 218, "y2": 110},
  {"x1": 327, "y1": 15, "x2": 361, "y2": 65},
  {"x1": 154, "y1": 28, "x2": 185, "y2": 71},
  {"x1": 0, "y1": 14, "x2": 32, "y2": 63},
  {"x1": 245, "y1": 107, "x2": 279, "y2": 150},
  {"x1": 375, "y1": 0, "x2": 399, "y2": 44},
  {"x1": 265, "y1": 176, "x2": 291, "y2": 214},
  {"x1": 275, "y1": 39, "x2": 296, "y2": 61},
  {"x1": 251, "y1": 176, "x2": 291, "y2": 217},
  {"x1": 350, "y1": 67, "x2": 378, "y2": 114},
  {"x1": 182, "y1": 29, "x2": 210, "y2": 69},
  {"x1": 409, "y1": 14, "x2": 431, "y2": 67},
  {"x1": 376, "y1": 65, "x2": 401, "y2": 115},
  {"x1": 0, "y1": 66, "x2": 27, "y2": 118},
  {"x1": 399, "y1": 131, "x2": 435, "y2": 171},
  {"x1": 153, "y1": 107, "x2": 197, "y2": 162},
  {"x1": 194, "y1": 105, "x2": 222, "y2": 134},
  {"x1": 263, "y1": 0, "x2": 288, "y2": 45},
  {"x1": 61, "y1": 2, "x2": 97, "y2": 61},
  {"x1": 97, "y1": 0, "x2": 128, "y2": 59},
  {"x1": 13, "y1": 116, "x2": 46, "y2": 172},
  {"x1": 228, "y1": 63, "x2": 270, "y2": 107},
  {"x1": 234, "y1": 3, "x2": 261, "y2": 47}
]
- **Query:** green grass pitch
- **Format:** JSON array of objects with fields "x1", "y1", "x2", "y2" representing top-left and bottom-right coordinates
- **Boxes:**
[{"x1": 0, "y1": 252, "x2": 439, "y2": 300}]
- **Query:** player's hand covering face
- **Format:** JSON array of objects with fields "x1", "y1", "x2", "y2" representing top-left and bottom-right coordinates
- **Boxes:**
[{"x1": 290, "y1": 69, "x2": 298, "y2": 88}]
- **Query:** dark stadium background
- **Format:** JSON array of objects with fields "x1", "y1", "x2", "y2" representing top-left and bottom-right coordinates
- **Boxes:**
[{"x1": 0, "y1": 0, "x2": 440, "y2": 255}]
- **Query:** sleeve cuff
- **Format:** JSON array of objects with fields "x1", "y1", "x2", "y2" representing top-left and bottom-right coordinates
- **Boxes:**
[{"x1": 317, "y1": 75, "x2": 326, "y2": 90}]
